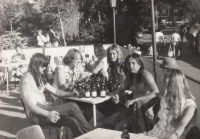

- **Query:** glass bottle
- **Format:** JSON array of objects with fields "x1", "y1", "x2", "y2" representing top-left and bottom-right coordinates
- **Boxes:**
[
  {"x1": 85, "y1": 86, "x2": 91, "y2": 98},
  {"x1": 78, "y1": 83, "x2": 83, "y2": 98},
  {"x1": 121, "y1": 125, "x2": 130, "y2": 139},
  {"x1": 91, "y1": 85, "x2": 97, "y2": 98},
  {"x1": 99, "y1": 85, "x2": 106, "y2": 97}
]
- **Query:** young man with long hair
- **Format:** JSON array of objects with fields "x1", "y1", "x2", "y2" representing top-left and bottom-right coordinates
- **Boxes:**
[{"x1": 20, "y1": 53, "x2": 92, "y2": 138}]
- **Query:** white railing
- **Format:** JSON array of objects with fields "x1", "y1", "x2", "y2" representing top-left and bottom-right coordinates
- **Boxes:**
[{"x1": 2, "y1": 44, "x2": 110, "y2": 70}]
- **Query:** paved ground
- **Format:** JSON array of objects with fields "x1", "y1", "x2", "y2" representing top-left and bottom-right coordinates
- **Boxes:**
[
  {"x1": 0, "y1": 85, "x2": 105, "y2": 139},
  {"x1": 137, "y1": 29, "x2": 200, "y2": 82}
]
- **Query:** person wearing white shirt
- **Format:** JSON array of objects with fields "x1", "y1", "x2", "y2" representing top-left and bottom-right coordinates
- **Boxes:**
[
  {"x1": 155, "y1": 29, "x2": 165, "y2": 58},
  {"x1": 37, "y1": 30, "x2": 50, "y2": 47},
  {"x1": 171, "y1": 29, "x2": 181, "y2": 59}
]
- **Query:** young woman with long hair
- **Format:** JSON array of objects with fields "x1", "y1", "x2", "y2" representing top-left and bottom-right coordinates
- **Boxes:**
[
  {"x1": 104, "y1": 53, "x2": 159, "y2": 132},
  {"x1": 20, "y1": 53, "x2": 92, "y2": 138},
  {"x1": 97, "y1": 44, "x2": 126, "y2": 117},
  {"x1": 146, "y1": 58, "x2": 196, "y2": 139}
]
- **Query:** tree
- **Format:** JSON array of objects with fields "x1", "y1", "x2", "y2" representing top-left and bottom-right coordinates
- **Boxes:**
[
  {"x1": 0, "y1": 30, "x2": 28, "y2": 50},
  {"x1": 42, "y1": 0, "x2": 80, "y2": 46},
  {"x1": 0, "y1": 1, "x2": 24, "y2": 33}
]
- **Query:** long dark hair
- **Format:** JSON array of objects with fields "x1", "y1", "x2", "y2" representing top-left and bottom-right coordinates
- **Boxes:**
[
  {"x1": 124, "y1": 53, "x2": 144, "y2": 84},
  {"x1": 28, "y1": 53, "x2": 49, "y2": 88}
]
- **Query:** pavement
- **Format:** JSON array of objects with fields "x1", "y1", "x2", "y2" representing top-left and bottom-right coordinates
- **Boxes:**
[
  {"x1": 0, "y1": 85, "x2": 105, "y2": 139},
  {"x1": 137, "y1": 30, "x2": 200, "y2": 82}
]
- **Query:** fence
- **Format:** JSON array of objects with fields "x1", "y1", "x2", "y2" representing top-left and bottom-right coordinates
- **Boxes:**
[{"x1": 2, "y1": 44, "x2": 110, "y2": 70}]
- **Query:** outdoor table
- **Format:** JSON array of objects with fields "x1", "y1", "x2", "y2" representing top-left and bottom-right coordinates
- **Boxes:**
[
  {"x1": 0, "y1": 60, "x2": 29, "y2": 95},
  {"x1": 64, "y1": 95, "x2": 111, "y2": 127},
  {"x1": 75, "y1": 128, "x2": 158, "y2": 139}
]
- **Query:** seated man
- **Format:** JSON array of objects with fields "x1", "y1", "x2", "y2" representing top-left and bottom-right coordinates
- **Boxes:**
[{"x1": 20, "y1": 53, "x2": 92, "y2": 139}]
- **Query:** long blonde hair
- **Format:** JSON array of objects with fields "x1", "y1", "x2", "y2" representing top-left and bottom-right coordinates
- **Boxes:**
[{"x1": 163, "y1": 70, "x2": 194, "y2": 119}]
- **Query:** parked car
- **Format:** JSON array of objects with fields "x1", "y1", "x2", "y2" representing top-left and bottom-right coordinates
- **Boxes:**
[{"x1": 159, "y1": 22, "x2": 166, "y2": 29}]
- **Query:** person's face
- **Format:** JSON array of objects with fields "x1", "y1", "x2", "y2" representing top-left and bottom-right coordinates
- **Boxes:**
[
  {"x1": 39, "y1": 65, "x2": 46, "y2": 75},
  {"x1": 16, "y1": 47, "x2": 22, "y2": 54},
  {"x1": 108, "y1": 49, "x2": 118, "y2": 62},
  {"x1": 126, "y1": 57, "x2": 141, "y2": 73},
  {"x1": 69, "y1": 54, "x2": 82, "y2": 69},
  {"x1": 163, "y1": 68, "x2": 171, "y2": 75}
]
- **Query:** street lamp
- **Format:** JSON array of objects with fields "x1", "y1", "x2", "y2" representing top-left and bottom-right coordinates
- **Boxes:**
[{"x1": 110, "y1": 0, "x2": 117, "y2": 44}]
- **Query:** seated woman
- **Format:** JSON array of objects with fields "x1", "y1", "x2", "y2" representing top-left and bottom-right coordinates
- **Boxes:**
[
  {"x1": 86, "y1": 44, "x2": 108, "y2": 79},
  {"x1": 53, "y1": 49, "x2": 92, "y2": 121},
  {"x1": 10, "y1": 45, "x2": 27, "y2": 82},
  {"x1": 104, "y1": 53, "x2": 159, "y2": 132},
  {"x1": 20, "y1": 53, "x2": 92, "y2": 139},
  {"x1": 97, "y1": 44, "x2": 126, "y2": 117},
  {"x1": 145, "y1": 58, "x2": 196, "y2": 139}
]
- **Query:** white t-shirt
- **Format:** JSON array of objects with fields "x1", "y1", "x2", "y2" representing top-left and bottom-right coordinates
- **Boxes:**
[
  {"x1": 37, "y1": 35, "x2": 49, "y2": 46},
  {"x1": 171, "y1": 33, "x2": 181, "y2": 42},
  {"x1": 155, "y1": 32, "x2": 164, "y2": 43}
]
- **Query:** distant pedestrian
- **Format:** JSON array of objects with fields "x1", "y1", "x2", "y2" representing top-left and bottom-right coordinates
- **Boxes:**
[
  {"x1": 195, "y1": 29, "x2": 200, "y2": 59},
  {"x1": 190, "y1": 24, "x2": 199, "y2": 58},
  {"x1": 179, "y1": 24, "x2": 186, "y2": 43},
  {"x1": 155, "y1": 28, "x2": 165, "y2": 58},
  {"x1": 171, "y1": 29, "x2": 181, "y2": 59},
  {"x1": 37, "y1": 29, "x2": 50, "y2": 47},
  {"x1": 49, "y1": 28, "x2": 60, "y2": 47}
]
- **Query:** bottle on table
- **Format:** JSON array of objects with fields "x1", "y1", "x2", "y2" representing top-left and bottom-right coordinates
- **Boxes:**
[
  {"x1": 78, "y1": 83, "x2": 83, "y2": 98},
  {"x1": 91, "y1": 85, "x2": 97, "y2": 98},
  {"x1": 85, "y1": 85, "x2": 91, "y2": 98},
  {"x1": 99, "y1": 84, "x2": 106, "y2": 97},
  {"x1": 121, "y1": 125, "x2": 130, "y2": 139}
]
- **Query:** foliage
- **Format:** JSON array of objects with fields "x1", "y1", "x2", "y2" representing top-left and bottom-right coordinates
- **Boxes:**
[
  {"x1": 0, "y1": 30, "x2": 28, "y2": 50},
  {"x1": 42, "y1": 0, "x2": 79, "y2": 37},
  {"x1": 0, "y1": 1, "x2": 24, "y2": 34}
]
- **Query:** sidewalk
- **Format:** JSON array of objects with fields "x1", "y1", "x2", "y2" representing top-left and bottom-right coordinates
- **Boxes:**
[
  {"x1": 137, "y1": 35, "x2": 200, "y2": 82},
  {"x1": 0, "y1": 86, "x2": 105, "y2": 139}
]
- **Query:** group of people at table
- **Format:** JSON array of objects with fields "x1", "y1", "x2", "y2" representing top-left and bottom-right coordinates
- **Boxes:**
[{"x1": 19, "y1": 44, "x2": 196, "y2": 139}]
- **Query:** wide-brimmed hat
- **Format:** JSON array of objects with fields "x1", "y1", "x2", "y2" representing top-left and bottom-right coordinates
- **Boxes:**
[{"x1": 160, "y1": 58, "x2": 180, "y2": 70}]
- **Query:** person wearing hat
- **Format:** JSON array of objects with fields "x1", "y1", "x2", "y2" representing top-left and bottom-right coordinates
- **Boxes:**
[{"x1": 145, "y1": 58, "x2": 196, "y2": 139}]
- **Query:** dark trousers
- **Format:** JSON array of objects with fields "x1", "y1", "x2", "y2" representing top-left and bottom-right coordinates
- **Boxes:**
[
  {"x1": 97, "y1": 99, "x2": 125, "y2": 117},
  {"x1": 29, "y1": 102, "x2": 92, "y2": 138}
]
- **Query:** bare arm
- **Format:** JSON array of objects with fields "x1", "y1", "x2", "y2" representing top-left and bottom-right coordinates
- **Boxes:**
[
  {"x1": 92, "y1": 61, "x2": 104, "y2": 74},
  {"x1": 125, "y1": 71, "x2": 159, "y2": 108},
  {"x1": 21, "y1": 75, "x2": 49, "y2": 117},
  {"x1": 137, "y1": 71, "x2": 159, "y2": 101},
  {"x1": 168, "y1": 106, "x2": 196, "y2": 139},
  {"x1": 45, "y1": 83, "x2": 77, "y2": 97},
  {"x1": 56, "y1": 66, "x2": 74, "y2": 91}
]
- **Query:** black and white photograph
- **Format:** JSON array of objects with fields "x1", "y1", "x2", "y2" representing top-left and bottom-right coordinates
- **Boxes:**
[{"x1": 0, "y1": 0, "x2": 200, "y2": 139}]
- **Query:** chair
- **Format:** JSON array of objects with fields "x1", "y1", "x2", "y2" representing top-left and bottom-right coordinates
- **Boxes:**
[
  {"x1": 20, "y1": 98, "x2": 60, "y2": 139},
  {"x1": 16, "y1": 125, "x2": 45, "y2": 139},
  {"x1": 181, "y1": 108, "x2": 198, "y2": 138}
]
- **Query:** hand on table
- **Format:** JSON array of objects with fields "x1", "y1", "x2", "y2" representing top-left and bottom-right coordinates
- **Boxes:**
[
  {"x1": 125, "y1": 99, "x2": 137, "y2": 108},
  {"x1": 47, "y1": 111, "x2": 60, "y2": 123}
]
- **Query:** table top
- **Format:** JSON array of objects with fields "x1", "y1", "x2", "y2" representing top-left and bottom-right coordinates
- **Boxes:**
[
  {"x1": 75, "y1": 128, "x2": 158, "y2": 139},
  {"x1": 65, "y1": 95, "x2": 111, "y2": 105},
  {"x1": 0, "y1": 61, "x2": 29, "y2": 68}
]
